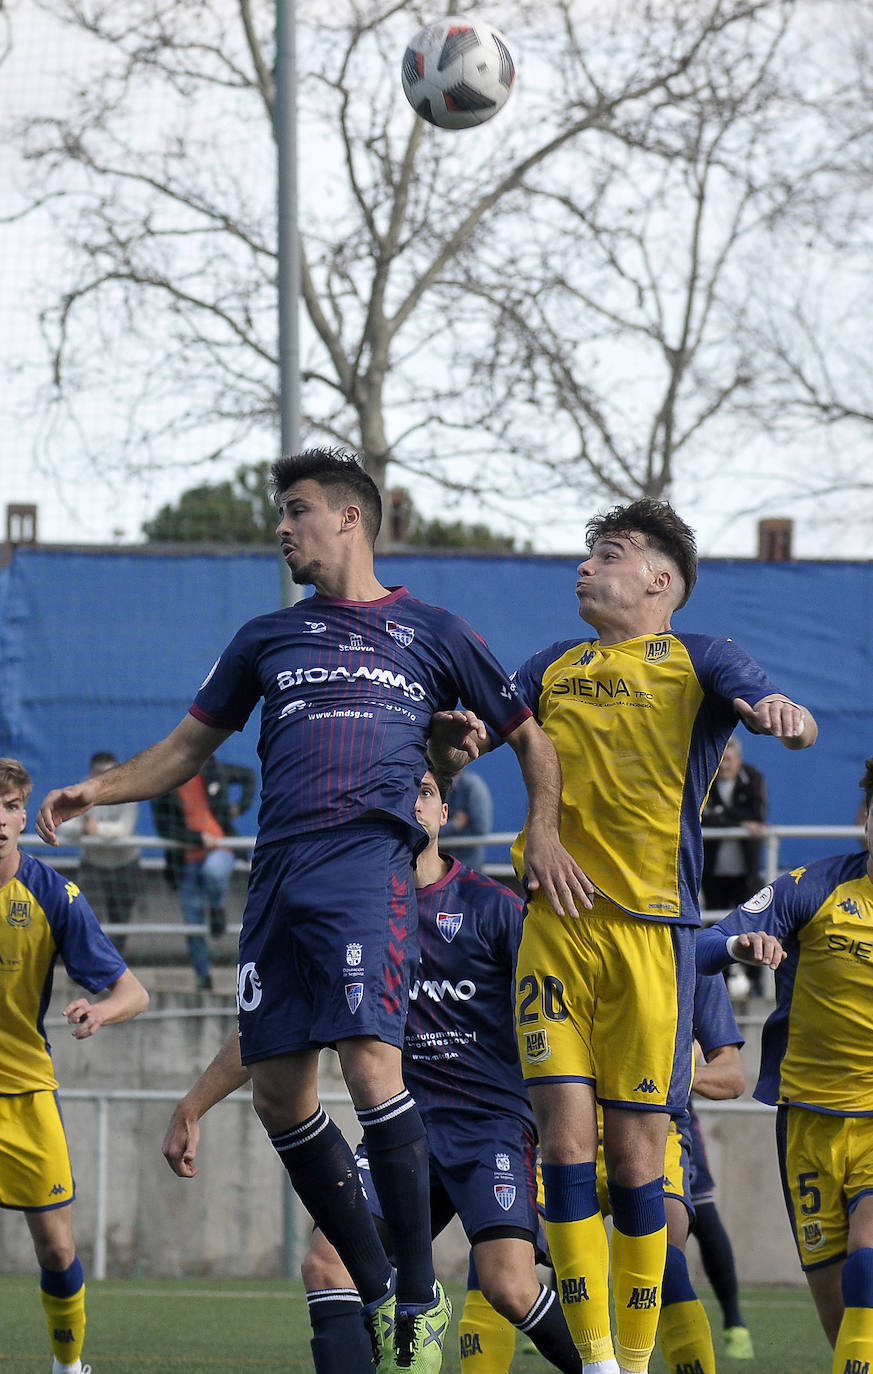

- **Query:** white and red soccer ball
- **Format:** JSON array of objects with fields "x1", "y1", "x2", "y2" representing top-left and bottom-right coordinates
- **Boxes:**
[{"x1": 401, "y1": 16, "x2": 516, "y2": 131}]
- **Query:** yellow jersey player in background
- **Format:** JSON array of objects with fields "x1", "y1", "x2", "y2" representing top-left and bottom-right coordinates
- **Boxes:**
[
  {"x1": 440, "y1": 499, "x2": 817, "y2": 1374},
  {"x1": 0, "y1": 757, "x2": 149, "y2": 1374},
  {"x1": 697, "y1": 755, "x2": 873, "y2": 1374}
]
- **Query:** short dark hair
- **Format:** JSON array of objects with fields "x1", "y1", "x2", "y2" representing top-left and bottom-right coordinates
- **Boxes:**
[
  {"x1": 90, "y1": 750, "x2": 118, "y2": 769},
  {"x1": 425, "y1": 767, "x2": 455, "y2": 804},
  {"x1": 269, "y1": 448, "x2": 382, "y2": 545},
  {"x1": 860, "y1": 757, "x2": 873, "y2": 815},
  {"x1": 585, "y1": 498, "x2": 698, "y2": 608},
  {"x1": 0, "y1": 757, "x2": 33, "y2": 802}
]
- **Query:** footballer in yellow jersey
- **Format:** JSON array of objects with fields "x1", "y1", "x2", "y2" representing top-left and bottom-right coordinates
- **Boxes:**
[
  {"x1": 697, "y1": 755, "x2": 873, "y2": 1374},
  {"x1": 0, "y1": 757, "x2": 148, "y2": 1374},
  {"x1": 474, "y1": 498, "x2": 816, "y2": 1374}
]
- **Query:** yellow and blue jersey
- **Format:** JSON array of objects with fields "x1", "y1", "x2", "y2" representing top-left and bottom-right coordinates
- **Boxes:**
[
  {"x1": 697, "y1": 853, "x2": 873, "y2": 1114},
  {"x1": 510, "y1": 632, "x2": 778, "y2": 922},
  {"x1": 0, "y1": 852, "x2": 127, "y2": 1095}
]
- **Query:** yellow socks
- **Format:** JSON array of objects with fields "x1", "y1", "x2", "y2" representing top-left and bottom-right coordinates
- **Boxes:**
[{"x1": 458, "y1": 1287, "x2": 516, "y2": 1374}]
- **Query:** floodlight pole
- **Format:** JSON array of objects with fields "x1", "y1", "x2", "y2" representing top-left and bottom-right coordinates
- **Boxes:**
[
  {"x1": 277, "y1": 0, "x2": 301, "y2": 462},
  {"x1": 276, "y1": 2, "x2": 306, "y2": 1279},
  {"x1": 276, "y1": 0, "x2": 303, "y2": 619}
]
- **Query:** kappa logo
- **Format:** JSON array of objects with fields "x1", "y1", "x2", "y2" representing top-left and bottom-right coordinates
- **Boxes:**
[
  {"x1": 839, "y1": 897, "x2": 862, "y2": 917},
  {"x1": 345, "y1": 942, "x2": 363, "y2": 966},
  {"x1": 645, "y1": 637, "x2": 671, "y2": 661},
  {"x1": 524, "y1": 1029, "x2": 550, "y2": 1063},
  {"x1": 386, "y1": 619, "x2": 415, "y2": 647},
  {"x1": 6, "y1": 898, "x2": 32, "y2": 928},
  {"x1": 573, "y1": 648, "x2": 597, "y2": 667},
  {"x1": 48, "y1": 1183, "x2": 68, "y2": 1198},
  {"x1": 494, "y1": 1183, "x2": 516, "y2": 1211},
  {"x1": 64, "y1": 881, "x2": 80, "y2": 905},
  {"x1": 345, "y1": 982, "x2": 364, "y2": 1015},
  {"x1": 636, "y1": 1077, "x2": 658, "y2": 1094},
  {"x1": 237, "y1": 962, "x2": 263, "y2": 1012},
  {"x1": 436, "y1": 911, "x2": 463, "y2": 942}
]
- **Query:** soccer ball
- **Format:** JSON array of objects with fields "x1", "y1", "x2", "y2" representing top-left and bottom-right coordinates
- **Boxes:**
[{"x1": 401, "y1": 16, "x2": 516, "y2": 131}]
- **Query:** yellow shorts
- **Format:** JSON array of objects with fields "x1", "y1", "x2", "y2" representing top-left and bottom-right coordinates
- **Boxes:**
[
  {"x1": 0, "y1": 1091, "x2": 75, "y2": 1211},
  {"x1": 595, "y1": 1119, "x2": 691, "y2": 1217},
  {"x1": 515, "y1": 893, "x2": 695, "y2": 1112},
  {"x1": 777, "y1": 1105, "x2": 873, "y2": 1271}
]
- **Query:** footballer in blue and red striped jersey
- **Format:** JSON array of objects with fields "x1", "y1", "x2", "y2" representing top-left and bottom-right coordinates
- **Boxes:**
[
  {"x1": 362, "y1": 847, "x2": 539, "y2": 1243},
  {"x1": 191, "y1": 586, "x2": 527, "y2": 857}
]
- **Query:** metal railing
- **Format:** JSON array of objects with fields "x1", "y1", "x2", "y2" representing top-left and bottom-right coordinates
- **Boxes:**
[
  {"x1": 58, "y1": 1084, "x2": 770, "y2": 1281},
  {"x1": 20, "y1": 823, "x2": 866, "y2": 941}
]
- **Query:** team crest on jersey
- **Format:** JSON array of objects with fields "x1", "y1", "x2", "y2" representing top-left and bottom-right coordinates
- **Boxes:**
[
  {"x1": 645, "y1": 637, "x2": 671, "y2": 661},
  {"x1": 802, "y1": 1220, "x2": 826, "y2": 1251},
  {"x1": 345, "y1": 982, "x2": 364, "y2": 1014},
  {"x1": 386, "y1": 619, "x2": 415, "y2": 646},
  {"x1": 494, "y1": 1183, "x2": 516, "y2": 1211},
  {"x1": 436, "y1": 912, "x2": 463, "y2": 943},
  {"x1": 6, "y1": 899, "x2": 32, "y2": 928},
  {"x1": 524, "y1": 1029, "x2": 550, "y2": 1063},
  {"x1": 741, "y1": 884, "x2": 773, "y2": 914},
  {"x1": 345, "y1": 942, "x2": 363, "y2": 966},
  {"x1": 495, "y1": 1152, "x2": 511, "y2": 1172}
]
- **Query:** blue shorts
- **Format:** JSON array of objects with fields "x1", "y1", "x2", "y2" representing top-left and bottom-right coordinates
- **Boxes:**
[
  {"x1": 687, "y1": 1105, "x2": 716, "y2": 1204},
  {"x1": 357, "y1": 1108, "x2": 539, "y2": 1246},
  {"x1": 237, "y1": 819, "x2": 417, "y2": 1063}
]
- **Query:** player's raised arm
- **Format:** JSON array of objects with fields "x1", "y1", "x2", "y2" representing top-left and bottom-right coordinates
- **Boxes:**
[
  {"x1": 36, "y1": 715, "x2": 233, "y2": 845},
  {"x1": 734, "y1": 694, "x2": 818, "y2": 750},
  {"x1": 504, "y1": 716, "x2": 594, "y2": 916}
]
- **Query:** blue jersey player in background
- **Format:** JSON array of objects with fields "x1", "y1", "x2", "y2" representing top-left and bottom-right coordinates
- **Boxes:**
[
  {"x1": 162, "y1": 767, "x2": 586, "y2": 1374},
  {"x1": 37, "y1": 448, "x2": 589, "y2": 1374},
  {"x1": 697, "y1": 755, "x2": 873, "y2": 1374},
  {"x1": 0, "y1": 756, "x2": 149, "y2": 1374}
]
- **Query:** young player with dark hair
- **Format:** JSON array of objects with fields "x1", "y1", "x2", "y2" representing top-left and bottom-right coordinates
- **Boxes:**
[
  {"x1": 37, "y1": 448, "x2": 588, "y2": 1374},
  {"x1": 0, "y1": 756, "x2": 149, "y2": 1374},
  {"x1": 697, "y1": 756, "x2": 873, "y2": 1374},
  {"x1": 434, "y1": 498, "x2": 817, "y2": 1373}
]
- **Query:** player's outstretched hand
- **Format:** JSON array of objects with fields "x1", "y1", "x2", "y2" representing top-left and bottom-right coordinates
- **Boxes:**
[
  {"x1": 727, "y1": 930, "x2": 786, "y2": 969},
  {"x1": 734, "y1": 695, "x2": 815, "y2": 748},
  {"x1": 63, "y1": 998, "x2": 108, "y2": 1039},
  {"x1": 428, "y1": 708, "x2": 490, "y2": 769},
  {"x1": 36, "y1": 781, "x2": 98, "y2": 846},
  {"x1": 524, "y1": 821, "x2": 594, "y2": 917},
  {"x1": 162, "y1": 1104, "x2": 202, "y2": 1178}
]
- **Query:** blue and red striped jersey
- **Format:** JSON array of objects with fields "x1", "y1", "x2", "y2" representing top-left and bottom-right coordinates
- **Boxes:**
[{"x1": 190, "y1": 587, "x2": 528, "y2": 852}]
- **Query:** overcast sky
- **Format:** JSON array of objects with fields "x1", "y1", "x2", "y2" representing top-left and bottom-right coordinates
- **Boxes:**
[{"x1": 2, "y1": 1, "x2": 871, "y2": 559}]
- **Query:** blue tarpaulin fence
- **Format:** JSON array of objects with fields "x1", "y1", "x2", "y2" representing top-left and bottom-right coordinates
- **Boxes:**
[{"x1": 1, "y1": 545, "x2": 870, "y2": 869}]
